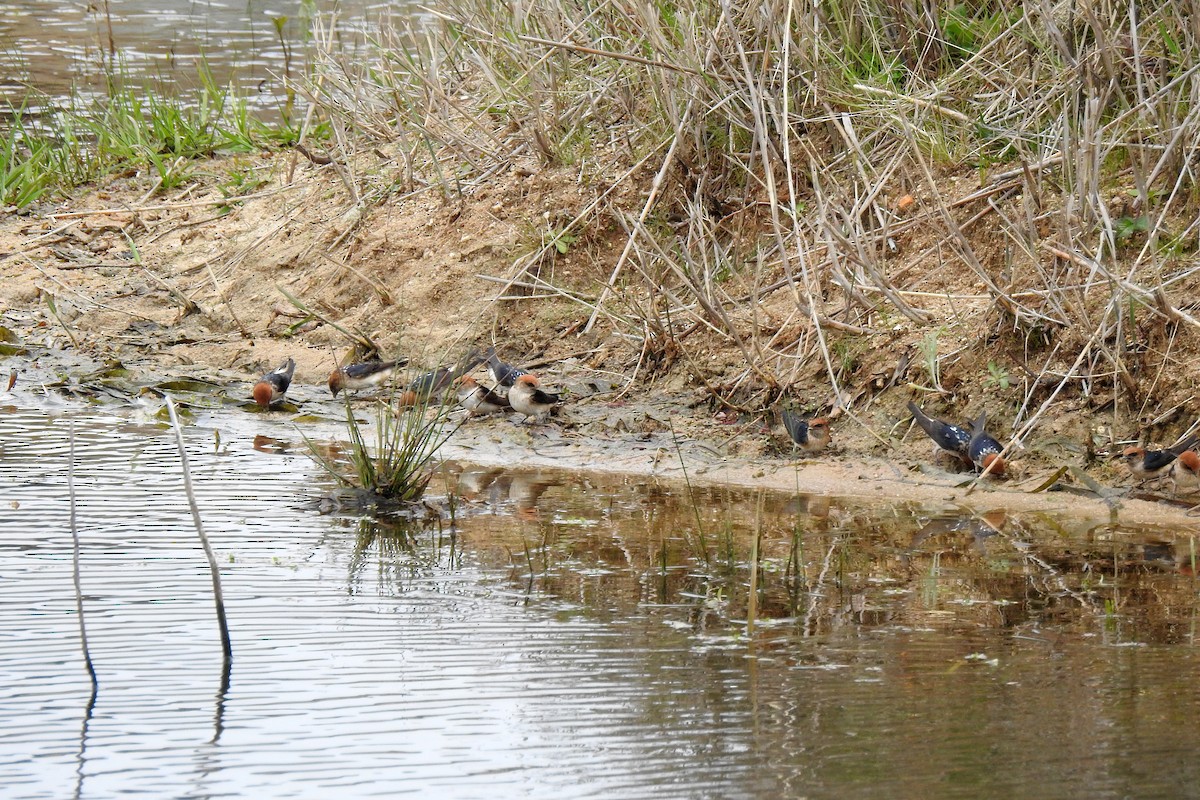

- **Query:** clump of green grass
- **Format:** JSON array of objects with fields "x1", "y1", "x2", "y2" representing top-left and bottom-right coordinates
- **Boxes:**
[
  {"x1": 307, "y1": 392, "x2": 459, "y2": 504},
  {"x1": 0, "y1": 109, "x2": 56, "y2": 208},
  {"x1": 3, "y1": 60, "x2": 304, "y2": 209}
]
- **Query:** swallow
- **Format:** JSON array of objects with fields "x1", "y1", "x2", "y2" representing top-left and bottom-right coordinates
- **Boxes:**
[
  {"x1": 1170, "y1": 449, "x2": 1200, "y2": 495},
  {"x1": 780, "y1": 409, "x2": 831, "y2": 453},
  {"x1": 485, "y1": 348, "x2": 529, "y2": 388},
  {"x1": 328, "y1": 358, "x2": 409, "y2": 397},
  {"x1": 508, "y1": 374, "x2": 560, "y2": 422},
  {"x1": 1123, "y1": 433, "x2": 1200, "y2": 482},
  {"x1": 968, "y1": 412, "x2": 1006, "y2": 476},
  {"x1": 908, "y1": 401, "x2": 972, "y2": 465},
  {"x1": 395, "y1": 349, "x2": 487, "y2": 408},
  {"x1": 456, "y1": 375, "x2": 511, "y2": 418},
  {"x1": 251, "y1": 358, "x2": 295, "y2": 409}
]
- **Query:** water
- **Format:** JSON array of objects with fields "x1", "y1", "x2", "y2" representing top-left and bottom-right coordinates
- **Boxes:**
[
  {"x1": 3, "y1": 398, "x2": 1200, "y2": 798},
  {"x1": 0, "y1": 0, "x2": 410, "y2": 111}
]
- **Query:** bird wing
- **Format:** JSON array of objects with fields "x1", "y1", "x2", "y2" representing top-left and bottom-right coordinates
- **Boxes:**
[{"x1": 781, "y1": 408, "x2": 808, "y2": 444}]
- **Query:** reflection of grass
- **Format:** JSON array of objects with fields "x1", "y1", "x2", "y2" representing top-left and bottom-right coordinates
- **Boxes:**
[
  {"x1": 670, "y1": 420, "x2": 711, "y2": 568},
  {"x1": 306, "y1": 393, "x2": 457, "y2": 503},
  {"x1": 921, "y1": 552, "x2": 942, "y2": 607},
  {"x1": 346, "y1": 516, "x2": 469, "y2": 593},
  {"x1": 348, "y1": 517, "x2": 414, "y2": 588},
  {"x1": 340, "y1": 466, "x2": 1200, "y2": 642}
]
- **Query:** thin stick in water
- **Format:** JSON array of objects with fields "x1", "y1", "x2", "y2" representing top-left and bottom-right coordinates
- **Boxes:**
[
  {"x1": 69, "y1": 423, "x2": 98, "y2": 690},
  {"x1": 165, "y1": 396, "x2": 233, "y2": 663},
  {"x1": 747, "y1": 493, "x2": 763, "y2": 637}
]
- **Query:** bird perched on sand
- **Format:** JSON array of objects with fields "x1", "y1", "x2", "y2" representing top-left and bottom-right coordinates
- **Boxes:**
[
  {"x1": 781, "y1": 409, "x2": 831, "y2": 453},
  {"x1": 485, "y1": 348, "x2": 529, "y2": 389},
  {"x1": 967, "y1": 412, "x2": 1006, "y2": 477},
  {"x1": 1123, "y1": 433, "x2": 1200, "y2": 483},
  {"x1": 328, "y1": 358, "x2": 409, "y2": 397},
  {"x1": 508, "y1": 374, "x2": 560, "y2": 423},
  {"x1": 456, "y1": 375, "x2": 511, "y2": 418},
  {"x1": 252, "y1": 358, "x2": 295, "y2": 409},
  {"x1": 1170, "y1": 449, "x2": 1200, "y2": 495},
  {"x1": 908, "y1": 401, "x2": 972, "y2": 466}
]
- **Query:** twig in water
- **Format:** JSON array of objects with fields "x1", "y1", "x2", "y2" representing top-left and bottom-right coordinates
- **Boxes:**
[
  {"x1": 165, "y1": 396, "x2": 233, "y2": 663},
  {"x1": 669, "y1": 419, "x2": 710, "y2": 568},
  {"x1": 68, "y1": 423, "x2": 98, "y2": 691},
  {"x1": 747, "y1": 493, "x2": 763, "y2": 636}
]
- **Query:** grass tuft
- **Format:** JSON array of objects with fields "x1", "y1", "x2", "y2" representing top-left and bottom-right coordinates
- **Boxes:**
[{"x1": 307, "y1": 391, "x2": 459, "y2": 504}]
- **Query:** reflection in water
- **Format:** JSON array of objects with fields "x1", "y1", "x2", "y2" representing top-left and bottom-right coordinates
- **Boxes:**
[
  {"x1": 437, "y1": 473, "x2": 1199, "y2": 645},
  {"x1": 72, "y1": 685, "x2": 95, "y2": 800},
  {"x1": 3, "y1": 404, "x2": 1200, "y2": 798}
]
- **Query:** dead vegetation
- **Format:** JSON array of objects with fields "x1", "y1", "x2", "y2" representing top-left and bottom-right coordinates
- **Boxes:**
[
  {"x1": 285, "y1": 0, "x2": 1200, "y2": 459},
  {"x1": 6, "y1": 0, "x2": 1200, "y2": 484}
]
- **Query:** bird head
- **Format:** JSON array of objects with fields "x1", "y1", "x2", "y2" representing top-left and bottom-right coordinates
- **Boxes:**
[
  {"x1": 981, "y1": 453, "x2": 1006, "y2": 476},
  {"x1": 328, "y1": 370, "x2": 343, "y2": 397},
  {"x1": 252, "y1": 382, "x2": 273, "y2": 408},
  {"x1": 1121, "y1": 445, "x2": 1146, "y2": 465},
  {"x1": 515, "y1": 374, "x2": 540, "y2": 387},
  {"x1": 807, "y1": 418, "x2": 832, "y2": 447}
]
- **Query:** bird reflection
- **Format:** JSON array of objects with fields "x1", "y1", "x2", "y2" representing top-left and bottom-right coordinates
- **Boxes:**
[
  {"x1": 252, "y1": 434, "x2": 292, "y2": 454},
  {"x1": 456, "y1": 466, "x2": 504, "y2": 499},
  {"x1": 780, "y1": 493, "x2": 831, "y2": 519},
  {"x1": 450, "y1": 467, "x2": 563, "y2": 519},
  {"x1": 907, "y1": 509, "x2": 1006, "y2": 555},
  {"x1": 507, "y1": 473, "x2": 560, "y2": 518}
]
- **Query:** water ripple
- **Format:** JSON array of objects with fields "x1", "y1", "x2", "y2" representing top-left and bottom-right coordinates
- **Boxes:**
[{"x1": 2, "y1": 403, "x2": 1200, "y2": 798}]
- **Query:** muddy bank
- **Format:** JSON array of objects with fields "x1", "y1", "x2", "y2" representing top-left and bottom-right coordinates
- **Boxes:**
[
  {"x1": 0, "y1": 338, "x2": 1195, "y2": 532},
  {"x1": 0, "y1": 155, "x2": 1198, "y2": 530}
]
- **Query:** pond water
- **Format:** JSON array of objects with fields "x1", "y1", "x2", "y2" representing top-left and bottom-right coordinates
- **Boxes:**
[
  {"x1": 3, "y1": 398, "x2": 1200, "y2": 798},
  {"x1": 0, "y1": 0, "x2": 409, "y2": 111}
]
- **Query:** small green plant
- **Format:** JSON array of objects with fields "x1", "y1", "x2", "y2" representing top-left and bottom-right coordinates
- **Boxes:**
[
  {"x1": 1115, "y1": 215, "x2": 1150, "y2": 244},
  {"x1": 0, "y1": 109, "x2": 55, "y2": 208},
  {"x1": 984, "y1": 361, "x2": 1011, "y2": 391},
  {"x1": 549, "y1": 228, "x2": 577, "y2": 255},
  {"x1": 219, "y1": 164, "x2": 268, "y2": 201},
  {"x1": 307, "y1": 391, "x2": 459, "y2": 503}
]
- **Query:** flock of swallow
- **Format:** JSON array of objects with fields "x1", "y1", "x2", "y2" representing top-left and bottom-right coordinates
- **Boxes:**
[
  {"x1": 250, "y1": 348, "x2": 562, "y2": 424},
  {"x1": 779, "y1": 400, "x2": 1200, "y2": 493},
  {"x1": 251, "y1": 348, "x2": 1200, "y2": 493},
  {"x1": 766, "y1": 403, "x2": 1009, "y2": 477}
]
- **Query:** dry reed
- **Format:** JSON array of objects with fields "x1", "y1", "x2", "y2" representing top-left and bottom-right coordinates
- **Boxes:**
[{"x1": 299, "y1": 0, "x2": 1200, "y2": 434}]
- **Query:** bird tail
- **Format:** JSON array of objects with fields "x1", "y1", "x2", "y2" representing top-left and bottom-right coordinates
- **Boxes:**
[
  {"x1": 969, "y1": 411, "x2": 987, "y2": 436},
  {"x1": 458, "y1": 347, "x2": 486, "y2": 378},
  {"x1": 781, "y1": 408, "x2": 807, "y2": 444},
  {"x1": 1170, "y1": 432, "x2": 1200, "y2": 455}
]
